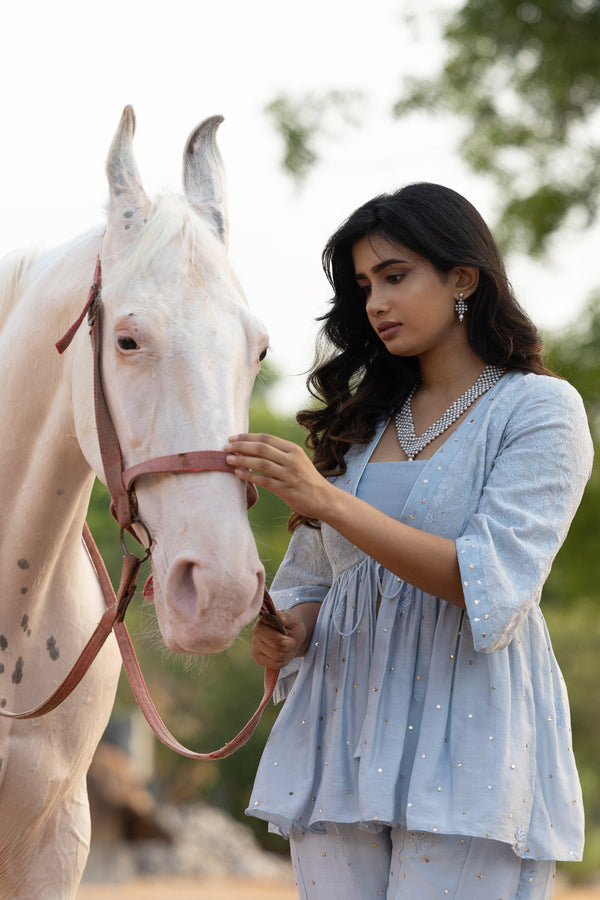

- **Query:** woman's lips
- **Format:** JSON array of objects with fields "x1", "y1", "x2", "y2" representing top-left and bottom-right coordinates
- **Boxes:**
[{"x1": 377, "y1": 322, "x2": 401, "y2": 341}]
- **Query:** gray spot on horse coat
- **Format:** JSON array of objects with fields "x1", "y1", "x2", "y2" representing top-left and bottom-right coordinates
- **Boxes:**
[
  {"x1": 0, "y1": 664, "x2": 4, "y2": 674},
  {"x1": 11, "y1": 658, "x2": 24, "y2": 684},
  {"x1": 0, "y1": 636, "x2": 7, "y2": 650},
  {"x1": 17, "y1": 559, "x2": 29, "y2": 570},
  {"x1": 0, "y1": 699, "x2": 5, "y2": 708},
  {"x1": 56, "y1": 488, "x2": 65, "y2": 496},
  {"x1": 0, "y1": 758, "x2": 3, "y2": 772},
  {"x1": 47, "y1": 637, "x2": 60, "y2": 661},
  {"x1": 123, "y1": 210, "x2": 134, "y2": 218},
  {"x1": 21, "y1": 615, "x2": 29, "y2": 631},
  {"x1": 20, "y1": 587, "x2": 27, "y2": 595}
]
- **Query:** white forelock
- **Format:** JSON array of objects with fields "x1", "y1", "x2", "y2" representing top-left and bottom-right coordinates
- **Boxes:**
[{"x1": 112, "y1": 192, "x2": 227, "y2": 282}]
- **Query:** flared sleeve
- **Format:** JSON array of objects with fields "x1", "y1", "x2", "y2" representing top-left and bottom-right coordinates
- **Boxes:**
[
  {"x1": 269, "y1": 522, "x2": 333, "y2": 608},
  {"x1": 456, "y1": 377, "x2": 593, "y2": 652}
]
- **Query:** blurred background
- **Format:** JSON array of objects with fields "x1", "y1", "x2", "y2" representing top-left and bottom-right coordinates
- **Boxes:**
[{"x1": 1, "y1": 0, "x2": 599, "y2": 889}]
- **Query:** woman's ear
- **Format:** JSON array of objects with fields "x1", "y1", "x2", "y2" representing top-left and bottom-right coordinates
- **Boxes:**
[{"x1": 453, "y1": 266, "x2": 480, "y2": 298}]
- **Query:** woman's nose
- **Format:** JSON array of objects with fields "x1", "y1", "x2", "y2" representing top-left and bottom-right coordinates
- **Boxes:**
[{"x1": 366, "y1": 286, "x2": 388, "y2": 317}]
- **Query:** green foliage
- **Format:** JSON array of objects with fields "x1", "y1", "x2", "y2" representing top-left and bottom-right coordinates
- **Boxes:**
[
  {"x1": 86, "y1": 480, "x2": 123, "y2": 588},
  {"x1": 540, "y1": 296, "x2": 600, "y2": 877},
  {"x1": 396, "y1": 0, "x2": 600, "y2": 253},
  {"x1": 266, "y1": 90, "x2": 365, "y2": 183},
  {"x1": 542, "y1": 294, "x2": 600, "y2": 603},
  {"x1": 545, "y1": 600, "x2": 600, "y2": 881}
]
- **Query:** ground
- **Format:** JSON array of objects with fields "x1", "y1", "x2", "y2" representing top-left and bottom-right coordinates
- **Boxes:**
[
  {"x1": 78, "y1": 874, "x2": 297, "y2": 898},
  {"x1": 77, "y1": 873, "x2": 600, "y2": 899}
]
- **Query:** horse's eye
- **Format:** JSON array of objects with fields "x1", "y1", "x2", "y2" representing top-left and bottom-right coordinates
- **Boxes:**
[
  {"x1": 117, "y1": 336, "x2": 139, "y2": 351},
  {"x1": 258, "y1": 348, "x2": 268, "y2": 362}
]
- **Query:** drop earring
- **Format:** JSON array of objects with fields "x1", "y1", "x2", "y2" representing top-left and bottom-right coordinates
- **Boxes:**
[{"x1": 455, "y1": 292, "x2": 468, "y2": 323}]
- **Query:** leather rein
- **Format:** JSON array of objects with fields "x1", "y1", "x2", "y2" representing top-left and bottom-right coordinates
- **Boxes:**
[{"x1": 0, "y1": 250, "x2": 286, "y2": 761}]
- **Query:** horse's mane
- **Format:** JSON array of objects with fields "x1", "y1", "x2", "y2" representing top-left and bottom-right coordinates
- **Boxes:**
[
  {"x1": 0, "y1": 248, "x2": 39, "y2": 332},
  {"x1": 116, "y1": 193, "x2": 226, "y2": 280}
]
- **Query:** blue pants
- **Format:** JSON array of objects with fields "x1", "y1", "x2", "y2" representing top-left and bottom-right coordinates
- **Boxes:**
[{"x1": 290, "y1": 824, "x2": 556, "y2": 899}]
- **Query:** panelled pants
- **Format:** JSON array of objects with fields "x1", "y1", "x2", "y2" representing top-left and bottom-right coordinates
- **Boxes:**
[{"x1": 290, "y1": 824, "x2": 556, "y2": 900}]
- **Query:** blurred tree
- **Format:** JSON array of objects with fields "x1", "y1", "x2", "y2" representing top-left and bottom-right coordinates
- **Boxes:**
[
  {"x1": 543, "y1": 293, "x2": 600, "y2": 603},
  {"x1": 395, "y1": 0, "x2": 600, "y2": 253},
  {"x1": 268, "y1": 0, "x2": 600, "y2": 254},
  {"x1": 266, "y1": 90, "x2": 365, "y2": 184},
  {"x1": 538, "y1": 296, "x2": 600, "y2": 876},
  {"x1": 545, "y1": 599, "x2": 600, "y2": 881}
]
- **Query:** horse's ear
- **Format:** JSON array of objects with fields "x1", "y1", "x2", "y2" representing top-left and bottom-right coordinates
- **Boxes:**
[
  {"x1": 183, "y1": 116, "x2": 229, "y2": 247},
  {"x1": 105, "y1": 106, "x2": 151, "y2": 237}
]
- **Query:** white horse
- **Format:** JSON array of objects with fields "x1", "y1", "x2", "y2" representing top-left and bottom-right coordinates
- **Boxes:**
[{"x1": 0, "y1": 107, "x2": 268, "y2": 898}]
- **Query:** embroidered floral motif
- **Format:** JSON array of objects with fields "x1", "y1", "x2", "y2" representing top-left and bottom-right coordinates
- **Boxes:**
[
  {"x1": 410, "y1": 831, "x2": 431, "y2": 854},
  {"x1": 554, "y1": 696, "x2": 567, "y2": 728},
  {"x1": 514, "y1": 825, "x2": 527, "y2": 854}
]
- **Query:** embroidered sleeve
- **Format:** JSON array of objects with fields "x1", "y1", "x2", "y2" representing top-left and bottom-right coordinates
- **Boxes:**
[
  {"x1": 457, "y1": 379, "x2": 593, "y2": 652},
  {"x1": 269, "y1": 522, "x2": 332, "y2": 609}
]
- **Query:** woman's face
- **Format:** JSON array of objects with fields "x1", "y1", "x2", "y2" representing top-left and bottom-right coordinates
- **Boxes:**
[{"x1": 352, "y1": 234, "x2": 468, "y2": 361}]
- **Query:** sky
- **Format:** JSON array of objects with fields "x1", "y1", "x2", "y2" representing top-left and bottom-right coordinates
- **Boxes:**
[{"x1": 1, "y1": 0, "x2": 597, "y2": 413}]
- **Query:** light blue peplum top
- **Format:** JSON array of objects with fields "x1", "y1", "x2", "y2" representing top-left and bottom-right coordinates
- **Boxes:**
[{"x1": 246, "y1": 372, "x2": 593, "y2": 862}]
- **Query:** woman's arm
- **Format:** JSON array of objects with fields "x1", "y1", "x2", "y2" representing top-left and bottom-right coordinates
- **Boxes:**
[{"x1": 226, "y1": 434, "x2": 465, "y2": 608}]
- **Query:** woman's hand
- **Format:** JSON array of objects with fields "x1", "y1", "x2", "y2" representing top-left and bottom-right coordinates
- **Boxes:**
[
  {"x1": 251, "y1": 603, "x2": 321, "y2": 669},
  {"x1": 225, "y1": 433, "x2": 333, "y2": 520}
]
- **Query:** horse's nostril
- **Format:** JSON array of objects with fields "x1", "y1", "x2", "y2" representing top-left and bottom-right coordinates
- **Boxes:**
[
  {"x1": 166, "y1": 560, "x2": 205, "y2": 617},
  {"x1": 164, "y1": 558, "x2": 264, "y2": 618}
]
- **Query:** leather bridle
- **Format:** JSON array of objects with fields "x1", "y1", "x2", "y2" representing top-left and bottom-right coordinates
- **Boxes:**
[{"x1": 0, "y1": 247, "x2": 285, "y2": 760}]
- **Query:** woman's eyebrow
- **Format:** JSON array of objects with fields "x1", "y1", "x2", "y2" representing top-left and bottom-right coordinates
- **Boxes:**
[{"x1": 355, "y1": 258, "x2": 409, "y2": 279}]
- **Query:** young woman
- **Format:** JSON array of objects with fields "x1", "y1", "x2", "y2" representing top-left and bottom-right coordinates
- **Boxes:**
[{"x1": 225, "y1": 183, "x2": 593, "y2": 899}]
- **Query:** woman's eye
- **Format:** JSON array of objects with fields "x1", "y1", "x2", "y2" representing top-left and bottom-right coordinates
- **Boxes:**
[
  {"x1": 117, "y1": 336, "x2": 139, "y2": 351},
  {"x1": 388, "y1": 273, "x2": 405, "y2": 284},
  {"x1": 259, "y1": 348, "x2": 268, "y2": 362}
]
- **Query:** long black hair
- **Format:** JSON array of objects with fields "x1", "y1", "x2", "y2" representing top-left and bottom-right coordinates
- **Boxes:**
[{"x1": 291, "y1": 182, "x2": 552, "y2": 530}]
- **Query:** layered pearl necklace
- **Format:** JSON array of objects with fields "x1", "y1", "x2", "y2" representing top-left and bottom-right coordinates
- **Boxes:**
[{"x1": 395, "y1": 365, "x2": 505, "y2": 460}]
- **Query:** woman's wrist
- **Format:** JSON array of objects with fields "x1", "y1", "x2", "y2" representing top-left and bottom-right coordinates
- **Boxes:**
[{"x1": 291, "y1": 601, "x2": 321, "y2": 656}]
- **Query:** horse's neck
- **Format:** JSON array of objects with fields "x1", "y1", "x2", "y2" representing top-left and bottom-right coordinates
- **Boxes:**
[{"x1": 0, "y1": 234, "x2": 101, "y2": 616}]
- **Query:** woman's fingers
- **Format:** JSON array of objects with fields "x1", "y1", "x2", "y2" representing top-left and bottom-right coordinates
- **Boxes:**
[
  {"x1": 251, "y1": 619, "x2": 297, "y2": 669},
  {"x1": 225, "y1": 435, "x2": 305, "y2": 489},
  {"x1": 225, "y1": 432, "x2": 331, "y2": 520},
  {"x1": 226, "y1": 435, "x2": 291, "y2": 472}
]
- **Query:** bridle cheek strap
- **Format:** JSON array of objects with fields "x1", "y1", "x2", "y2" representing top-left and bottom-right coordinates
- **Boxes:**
[{"x1": 56, "y1": 254, "x2": 258, "y2": 528}]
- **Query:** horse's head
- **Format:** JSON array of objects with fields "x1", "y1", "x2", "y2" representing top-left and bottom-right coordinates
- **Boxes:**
[{"x1": 75, "y1": 107, "x2": 268, "y2": 654}]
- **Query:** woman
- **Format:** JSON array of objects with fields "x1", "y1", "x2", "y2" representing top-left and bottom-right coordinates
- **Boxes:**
[{"x1": 225, "y1": 183, "x2": 593, "y2": 899}]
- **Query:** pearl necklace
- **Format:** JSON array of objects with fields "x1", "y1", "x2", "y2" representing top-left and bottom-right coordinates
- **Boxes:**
[{"x1": 395, "y1": 365, "x2": 505, "y2": 460}]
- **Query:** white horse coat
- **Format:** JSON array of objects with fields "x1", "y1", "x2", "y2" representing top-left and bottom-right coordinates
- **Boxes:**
[{"x1": 0, "y1": 108, "x2": 268, "y2": 898}]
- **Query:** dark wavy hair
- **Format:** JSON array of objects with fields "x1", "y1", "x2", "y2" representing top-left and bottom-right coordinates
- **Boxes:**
[{"x1": 290, "y1": 182, "x2": 553, "y2": 531}]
